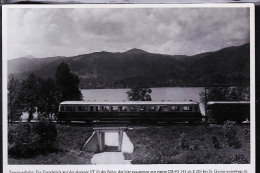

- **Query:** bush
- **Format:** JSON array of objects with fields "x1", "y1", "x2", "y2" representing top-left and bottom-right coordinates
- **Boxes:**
[
  {"x1": 244, "y1": 128, "x2": 250, "y2": 140},
  {"x1": 182, "y1": 148, "x2": 249, "y2": 164},
  {"x1": 131, "y1": 147, "x2": 180, "y2": 164},
  {"x1": 189, "y1": 140, "x2": 200, "y2": 151},
  {"x1": 178, "y1": 133, "x2": 189, "y2": 149},
  {"x1": 8, "y1": 120, "x2": 58, "y2": 158},
  {"x1": 211, "y1": 136, "x2": 220, "y2": 149},
  {"x1": 126, "y1": 125, "x2": 249, "y2": 164},
  {"x1": 33, "y1": 120, "x2": 57, "y2": 144},
  {"x1": 222, "y1": 121, "x2": 241, "y2": 148},
  {"x1": 230, "y1": 154, "x2": 249, "y2": 164}
]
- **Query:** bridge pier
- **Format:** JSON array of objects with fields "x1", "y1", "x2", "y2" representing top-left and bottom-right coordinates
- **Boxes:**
[
  {"x1": 96, "y1": 131, "x2": 105, "y2": 151},
  {"x1": 94, "y1": 126, "x2": 128, "y2": 152}
]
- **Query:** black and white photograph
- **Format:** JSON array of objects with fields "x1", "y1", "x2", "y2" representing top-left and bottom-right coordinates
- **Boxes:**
[{"x1": 2, "y1": 4, "x2": 255, "y2": 170}]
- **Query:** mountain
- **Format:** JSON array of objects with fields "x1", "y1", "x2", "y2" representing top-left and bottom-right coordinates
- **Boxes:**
[
  {"x1": 186, "y1": 43, "x2": 250, "y2": 86},
  {"x1": 8, "y1": 56, "x2": 66, "y2": 74},
  {"x1": 8, "y1": 43, "x2": 250, "y2": 88},
  {"x1": 125, "y1": 48, "x2": 148, "y2": 54}
]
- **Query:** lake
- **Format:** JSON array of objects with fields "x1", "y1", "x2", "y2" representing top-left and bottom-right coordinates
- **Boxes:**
[
  {"x1": 81, "y1": 87, "x2": 203, "y2": 102},
  {"x1": 81, "y1": 87, "x2": 205, "y2": 114}
]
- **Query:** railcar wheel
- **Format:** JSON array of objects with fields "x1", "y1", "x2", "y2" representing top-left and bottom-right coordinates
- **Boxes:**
[
  {"x1": 65, "y1": 120, "x2": 71, "y2": 125},
  {"x1": 136, "y1": 119, "x2": 145, "y2": 124},
  {"x1": 166, "y1": 120, "x2": 175, "y2": 124},
  {"x1": 56, "y1": 119, "x2": 62, "y2": 124},
  {"x1": 84, "y1": 120, "x2": 91, "y2": 124},
  {"x1": 147, "y1": 119, "x2": 156, "y2": 124},
  {"x1": 130, "y1": 120, "x2": 138, "y2": 124},
  {"x1": 207, "y1": 118, "x2": 215, "y2": 124},
  {"x1": 216, "y1": 119, "x2": 224, "y2": 124}
]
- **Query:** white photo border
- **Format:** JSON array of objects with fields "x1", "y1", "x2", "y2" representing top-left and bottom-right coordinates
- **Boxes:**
[{"x1": 2, "y1": 3, "x2": 256, "y2": 173}]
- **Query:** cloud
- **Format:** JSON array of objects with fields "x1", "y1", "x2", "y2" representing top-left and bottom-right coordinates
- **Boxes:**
[{"x1": 6, "y1": 7, "x2": 250, "y2": 59}]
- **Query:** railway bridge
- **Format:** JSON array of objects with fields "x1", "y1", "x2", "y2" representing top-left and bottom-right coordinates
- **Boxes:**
[{"x1": 83, "y1": 124, "x2": 133, "y2": 153}]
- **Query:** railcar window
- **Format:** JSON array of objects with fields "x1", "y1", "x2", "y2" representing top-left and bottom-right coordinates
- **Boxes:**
[
  {"x1": 170, "y1": 106, "x2": 180, "y2": 111},
  {"x1": 194, "y1": 106, "x2": 198, "y2": 112},
  {"x1": 139, "y1": 106, "x2": 146, "y2": 112},
  {"x1": 102, "y1": 106, "x2": 110, "y2": 111},
  {"x1": 112, "y1": 106, "x2": 119, "y2": 112},
  {"x1": 78, "y1": 106, "x2": 83, "y2": 111},
  {"x1": 90, "y1": 106, "x2": 98, "y2": 112},
  {"x1": 130, "y1": 106, "x2": 138, "y2": 111},
  {"x1": 157, "y1": 106, "x2": 168, "y2": 112},
  {"x1": 148, "y1": 106, "x2": 156, "y2": 111},
  {"x1": 78, "y1": 106, "x2": 88, "y2": 111},
  {"x1": 183, "y1": 106, "x2": 192, "y2": 111},
  {"x1": 61, "y1": 106, "x2": 64, "y2": 112},
  {"x1": 120, "y1": 106, "x2": 128, "y2": 112},
  {"x1": 66, "y1": 106, "x2": 69, "y2": 111}
]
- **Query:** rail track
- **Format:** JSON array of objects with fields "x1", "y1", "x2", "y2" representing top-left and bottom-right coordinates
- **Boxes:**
[{"x1": 9, "y1": 120, "x2": 250, "y2": 127}]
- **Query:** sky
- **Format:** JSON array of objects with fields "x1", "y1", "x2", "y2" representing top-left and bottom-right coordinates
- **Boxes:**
[{"x1": 7, "y1": 7, "x2": 250, "y2": 59}]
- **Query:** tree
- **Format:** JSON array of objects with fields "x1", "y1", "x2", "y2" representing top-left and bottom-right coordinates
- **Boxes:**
[
  {"x1": 55, "y1": 62, "x2": 83, "y2": 103},
  {"x1": 200, "y1": 86, "x2": 249, "y2": 103},
  {"x1": 19, "y1": 73, "x2": 41, "y2": 122},
  {"x1": 8, "y1": 74, "x2": 23, "y2": 125},
  {"x1": 37, "y1": 78, "x2": 57, "y2": 119},
  {"x1": 8, "y1": 119, "x2": 58, "y2": 158},
  {"x1": 127, "y1": 82, "x2": 152, "y2": 101}
]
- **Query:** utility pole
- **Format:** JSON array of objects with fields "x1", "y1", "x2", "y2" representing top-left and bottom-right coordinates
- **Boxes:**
[
  {"x1": 204, "y1": 85, "x2": 208, "y2": 126},
  {"x1": 204, "y1": 86, "x2": 207, "y2": 118}
]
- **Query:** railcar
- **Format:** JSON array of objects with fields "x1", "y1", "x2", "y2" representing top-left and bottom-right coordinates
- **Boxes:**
[
  {"x1": 206, "y1": 101, "x2": 250, "y2": 123},
  {"x1": 58, "y1": 101, "x2": 202, "y2": 123}
]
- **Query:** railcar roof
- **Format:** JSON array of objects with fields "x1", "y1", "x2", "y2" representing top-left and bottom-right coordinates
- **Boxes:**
[
  {"x1": 60, "y1": 101, "x2": 199, "y2": 105},
  {"x1": 207, "y1": 101, "x2": 250, "y2": 105}
]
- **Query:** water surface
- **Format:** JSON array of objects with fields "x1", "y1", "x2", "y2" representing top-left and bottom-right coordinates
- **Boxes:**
[
  {"x1": 81, "y1": 87, "x2": 205, "y2": 114},
  {"x1": 81, "y1": 87, "x2": 203, "y2": 102}
]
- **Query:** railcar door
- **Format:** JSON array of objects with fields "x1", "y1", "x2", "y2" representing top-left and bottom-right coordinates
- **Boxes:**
[{"x1": 156, "y1": 105, "x2": 168, "y2": 122}]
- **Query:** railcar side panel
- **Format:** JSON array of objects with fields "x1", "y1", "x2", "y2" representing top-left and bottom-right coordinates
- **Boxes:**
[{"x1": 58, "y1": 101, "x2": 202, "y2": 123}]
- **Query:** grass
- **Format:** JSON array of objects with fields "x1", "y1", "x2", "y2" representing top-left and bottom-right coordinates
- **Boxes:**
[
  {"x1": 9, "y1": 124, "x2": 94, "y2": 164},
  {"x1": 8, "y1": 123, "x2": 250, "y2": 164},
  {"x1": 125, "y1": 124, "x2": 250, "y2": 164}
]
